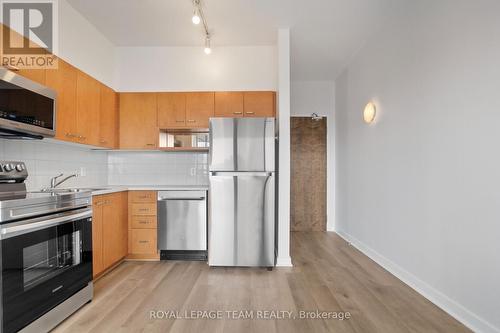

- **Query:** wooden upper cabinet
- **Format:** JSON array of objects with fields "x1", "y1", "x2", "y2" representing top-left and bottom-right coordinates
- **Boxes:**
[
  {"x1": 215, "y1": 92, "x2": 244, "y2": 117},
  {"x1": 99, "y1": 84, "x2": 118, "y2": 148},
  {"x1": 185, "y1": 92, "x2": 214, "y2": 128},
  {"x1": 76, "y1": 71, "x2": 101, "y2": 146},
  {"x1": 1, "y1": 24, "x2": 48, "y2": 85},
  {"x1": 157, "y1": 92, "x2": 186, "y2": 128},
  {"x1": 45, "y1": 59, "x2": 78, "y2": 142},
  {"x1": 243, "y1": 91, "x2": 275, "y2": 117},
  {"x1": 119, "y1": 93, "x2": 158, "y2": 149}
]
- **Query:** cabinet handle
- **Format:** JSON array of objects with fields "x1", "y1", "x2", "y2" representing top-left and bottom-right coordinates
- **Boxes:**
[
  {"x1": 145, "y1": 143, "x2": 156, "y2": 147},
  {"x1": 175, "y1": 120, "x2": 184, "y2": 123},
  {"x1": 187, "y1": 120, "x2": 196, "y2": 123},
  {"x1": 65, "y1": 133, "x2": 76, "y2": 138},
  {"x1": 138, "y1": 240, "x2": 149, "y2": 244},
  {"x1": 245, "y1": 112, "x2": 255, "y2": 115},
  {"x1": 94, "y1": 201, "x2": 102, "y2": 206},
  {"x1": 233, "y1": 112, "x2": 243, "y2": 115},
  {"x1": 100, "y1": 140, "x2": 107, "y2": 144},
  {"x1": 139, "y1": 195, "x2": 150, "y2": 199},
  {"x1": 139, "y1": 221, "x2": 150, "y2": 224},
  {"x1": 138, "y1": 208, "x2": 149, "y2": 212}
]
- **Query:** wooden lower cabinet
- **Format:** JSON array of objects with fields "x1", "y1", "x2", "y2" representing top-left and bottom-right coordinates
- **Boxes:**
[
  {"x1": 130, "y1": 229, "x2": 157, "y2": 254},
  {"x1": 92, "y1": 192, "x2": 128, "y2": 278},
  {"x1": 128, "y1": 191, "x2": 159, "y2": 259}
]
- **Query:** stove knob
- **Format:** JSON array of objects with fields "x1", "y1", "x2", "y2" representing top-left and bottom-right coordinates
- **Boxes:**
[
  {"x1": 16, "y1": 164, "x2": 25, "y2": 172},
  {"x1": 3, "y1": 164, "x2": 13, "y2": 172}
]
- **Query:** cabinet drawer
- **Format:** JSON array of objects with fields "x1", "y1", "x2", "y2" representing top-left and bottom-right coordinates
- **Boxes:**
[
  {"x1": 130, "y1": 229, "x2": 157, "y2": 254},
  {"x1": 130, "y1": 191, "x2": 157, "y2": 203},
  {"x1": 131, "y1": 203, "x2": 157, "y2": 216},
  {"x1": 131, "y1": 215, "x2": 157, "y2": 229}
]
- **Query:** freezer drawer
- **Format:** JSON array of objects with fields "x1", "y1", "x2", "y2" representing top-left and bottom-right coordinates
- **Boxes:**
[
  {"x1": 158, "y1": 191, "x2": 207, "y2": 255},
  {"x1": 209, "y1": 118, "x2": 275, "y2": 172},
  {"x1": 208, "y1": 172, "x2": 275, "y2": 267}
]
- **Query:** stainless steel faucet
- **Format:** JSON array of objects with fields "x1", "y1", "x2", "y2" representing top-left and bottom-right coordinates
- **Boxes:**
[{"x1": 50, "y1": 173, "x2": 78, "y2": 189}]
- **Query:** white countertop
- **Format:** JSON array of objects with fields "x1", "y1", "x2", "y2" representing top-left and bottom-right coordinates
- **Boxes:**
[{"x1": 59, "y1": 185, "x2": 209, "y2": 196}]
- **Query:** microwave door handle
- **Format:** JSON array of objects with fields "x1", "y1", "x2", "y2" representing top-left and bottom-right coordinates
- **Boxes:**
[{"x1": 0, "y1": 210, "x2": 92, "y2": 239}]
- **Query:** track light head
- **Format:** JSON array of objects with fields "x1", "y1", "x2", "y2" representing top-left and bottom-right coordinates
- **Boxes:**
[
  {"x1": 204, "y1": 35, "x2": 212, "y2": 55},
  {"x1": 192, "y1": 9, "x2": 201, "y2": 25}
]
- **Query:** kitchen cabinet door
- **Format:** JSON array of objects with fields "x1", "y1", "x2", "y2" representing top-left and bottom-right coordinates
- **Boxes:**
[
  {"x1": 157, "y1": 92, "x2": 186, "y2": 128},
  {"x1": 215, "y1": 92, "x2": 244, "y2": 117},
  {"x1": 99, "y1": 84, "x2": 119, "y2": 148},
  {"x1": 45, "y1": 59, "x2": 78, "y2": 142},
  {"x1": 119, "y1": 93, "x2": 158, "y2": 149},
  {"x1": 76, "y1": 71, "x2": 101, "y2": 146},
  {"x1": 130, "y1": 229, "x2": 157, "y2": 254},
  {"x1": 2, "y1": 24, "x2": 48, "y2": 85},
  {"x1": 103, "y1": 193, "x2": 126, "y2": 268},
  {"x1": 92, "y1": 197, "x2": 104, "y2": 278},
  {"x1": 243, "y1": 91, "x2": 275, "y2": 117},
  {"x1": 185, "y1": 92, "x2": 214, "y2": 128}
]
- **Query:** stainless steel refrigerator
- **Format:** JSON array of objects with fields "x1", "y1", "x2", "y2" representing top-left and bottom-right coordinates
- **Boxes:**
[{"x1": 208, "y1": 117, "x2": 275, "y2": 267}]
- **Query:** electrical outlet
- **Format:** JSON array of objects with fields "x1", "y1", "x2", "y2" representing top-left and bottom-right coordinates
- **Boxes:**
[{"x1": 79, "y1": 167, "x2": 87, "y2": 177}]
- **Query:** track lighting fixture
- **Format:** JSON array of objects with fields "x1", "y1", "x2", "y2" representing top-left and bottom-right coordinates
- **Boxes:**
[{"x1": 191, "y1": 0, "x2": 212, "y2": 54}]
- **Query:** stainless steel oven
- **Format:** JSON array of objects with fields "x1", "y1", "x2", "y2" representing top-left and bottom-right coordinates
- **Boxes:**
[
  {"x1": 0, "y1": 209, "x2": 92, "y2": 333},
  {"x1": 0, "y1": 161, "x2": 93, "y2": 333}
]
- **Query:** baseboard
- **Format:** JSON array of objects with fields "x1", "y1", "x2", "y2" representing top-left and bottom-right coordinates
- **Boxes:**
[
  {"x1": 276, "y1": 256, "x2": 293, "y2": 267},
  {"x1": 335, "y1": 230, "x2": 499, "y2": 333}
]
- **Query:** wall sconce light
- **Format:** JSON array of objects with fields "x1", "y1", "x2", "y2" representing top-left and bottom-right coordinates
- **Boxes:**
[{"x1": 363, "y1": 102, "x2": 376, "y2": 124}]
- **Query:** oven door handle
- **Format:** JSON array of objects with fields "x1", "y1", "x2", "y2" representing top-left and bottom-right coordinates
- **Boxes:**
[{"x1": 0, "y1": 209, "x2": 92, "y2": 239}]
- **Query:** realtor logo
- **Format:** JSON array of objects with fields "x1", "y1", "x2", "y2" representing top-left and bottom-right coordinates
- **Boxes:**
[{"x1": 0, "y1": 0, "x2": 58, "y2": 69}]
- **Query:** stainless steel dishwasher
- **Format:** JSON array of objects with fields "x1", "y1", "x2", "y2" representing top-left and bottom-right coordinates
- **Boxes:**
[{"x1": 158, "y1": 190, "x2": 207, "y2": 260}]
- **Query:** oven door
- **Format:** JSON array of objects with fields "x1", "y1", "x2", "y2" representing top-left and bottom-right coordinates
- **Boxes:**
[{"x1": 0, "y1": 208, "x2": 92, "y2": 333}]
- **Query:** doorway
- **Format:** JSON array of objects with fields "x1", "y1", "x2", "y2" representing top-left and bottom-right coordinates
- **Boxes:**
[{"x1": 290, "y1": 117, "x2": 327, "y2": 231}]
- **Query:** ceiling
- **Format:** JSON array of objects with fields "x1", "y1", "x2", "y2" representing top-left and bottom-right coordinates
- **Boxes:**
[{"x1": 66, "y1": 0, "x2": 398, "y2": 80}]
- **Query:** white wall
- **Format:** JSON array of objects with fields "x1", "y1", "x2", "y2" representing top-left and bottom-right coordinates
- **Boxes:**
[
  {"x1": 108, "y1": 152, "x2": 208, "y2": 186},
  {"x1": 58, "y1": 0, "x2": 116, "y2": 87},
  {"x1": 115, "y1": 46, "x2": 277, "y2": 92},
  {"x1": 334, "y1": 1, "x2": 500, "y2": 332},
  {"x1": 0, "y1": 140, "x2": 108, "y2": 191},
  {"x1": 291, "y1": 81, "x2": 335, "y2": 231},
  {"x1": 275, "y1": 29, "x2": 292, "y2": 267}
]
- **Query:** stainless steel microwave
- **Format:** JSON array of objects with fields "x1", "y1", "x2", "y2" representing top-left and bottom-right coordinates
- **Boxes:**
[{"x1": 0, "y1": 68, "x2": 56, "y2": 139}]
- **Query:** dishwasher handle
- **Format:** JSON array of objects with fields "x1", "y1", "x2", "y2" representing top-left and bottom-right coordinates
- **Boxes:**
[{"x1": 159, "y1": 197, "x2": 206, "y2": 201}]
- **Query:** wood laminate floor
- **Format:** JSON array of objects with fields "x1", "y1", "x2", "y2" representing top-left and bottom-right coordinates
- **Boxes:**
[{"x1": 53, "y1": 232, "x2": 471, "y2": 333}]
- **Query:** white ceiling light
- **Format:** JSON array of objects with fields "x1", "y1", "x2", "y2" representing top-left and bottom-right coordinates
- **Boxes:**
[
  {"x1": 204, "y1": 35, "x2": 212, "y2": 55},
  {"x1": 363, "y1": 102, "x2": 376, "y2": 124},
  {"x1": 191, "y1": 0, "x2": 212, "y2": 54},
  {"x1": 192, "y1": 9, "x2": 201, "y2": 25}
]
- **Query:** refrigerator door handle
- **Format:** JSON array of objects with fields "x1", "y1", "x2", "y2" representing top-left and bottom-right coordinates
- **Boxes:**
[{"x1": 210, "y1": 171, "x2": 273, "y2": 177}]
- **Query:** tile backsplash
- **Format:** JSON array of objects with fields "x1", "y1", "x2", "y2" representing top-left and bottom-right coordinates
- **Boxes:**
[
  {"x1": 0, "y1": 139, "x2": 209, "y2": 190},
  {"x1": 0, "y1": 139, "x2": 108, "y2": 191},
  {"x1": 107, "y1": 151, "x2": 208, "y2": 186}
]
